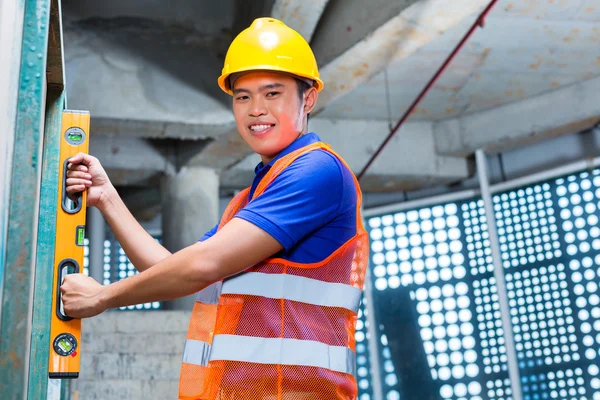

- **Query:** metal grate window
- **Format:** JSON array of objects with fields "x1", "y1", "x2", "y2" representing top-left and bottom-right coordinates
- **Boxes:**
[
  {"x1": 83, "y1": 236, "x2": 162, "y2": 310},
  {"x1": 83, "y1": 238, "x2": 89, "y2": 276},
  {"x1": 360, "y1": 167, "x2": 600, "y2": 399},
  {"x1": 356, "y1": 299, "x2": 374, "y2": 399}
]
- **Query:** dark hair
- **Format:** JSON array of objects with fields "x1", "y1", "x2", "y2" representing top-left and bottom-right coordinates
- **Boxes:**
[{"x1": 296, "y1": 79, "x2": 313, "y2": 120}]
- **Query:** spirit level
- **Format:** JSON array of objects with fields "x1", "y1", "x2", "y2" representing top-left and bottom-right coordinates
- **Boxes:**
[{"x1": 49, "y1": 110, "x2": 90, "y2": 379}]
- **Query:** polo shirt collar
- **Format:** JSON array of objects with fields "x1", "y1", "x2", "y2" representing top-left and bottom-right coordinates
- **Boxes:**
[{"x1": 253, "y1": 132, "x2": 320, "y2": 175}]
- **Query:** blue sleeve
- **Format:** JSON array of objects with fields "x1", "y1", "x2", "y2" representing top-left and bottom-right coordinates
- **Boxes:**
[
  {"x1": 234, "y1": 150, "x2": 348, "y2": 251},
  {"x1": 199, "y1": 223, "x2": 218, "y2": 242}
]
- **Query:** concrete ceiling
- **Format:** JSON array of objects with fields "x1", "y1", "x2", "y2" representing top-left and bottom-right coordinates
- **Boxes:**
[
  {"x1": 60, "y1": 0, "x2": 600, "y2": 199},
  {"x1": 319, "y1": 0, "x2": 600, "y2": 122}
]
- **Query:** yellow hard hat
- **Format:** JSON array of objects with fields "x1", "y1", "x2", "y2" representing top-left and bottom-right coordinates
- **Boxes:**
[{"x1": 218, "y1": 17, "x2": 324, "y2": 95}]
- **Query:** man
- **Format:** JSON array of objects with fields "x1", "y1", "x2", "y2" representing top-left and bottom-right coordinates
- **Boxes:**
[{"x1": 63, "y1": 17, "x2": 369, "y2": 399}]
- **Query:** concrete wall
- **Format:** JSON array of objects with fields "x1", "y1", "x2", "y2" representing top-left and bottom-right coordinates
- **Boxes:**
[
  {"x1": 363, "y1": 125, "x2": 600, "y2": 208},
  {"x1": 71, "y1": 311, "x2": 190, "y2": 400}
]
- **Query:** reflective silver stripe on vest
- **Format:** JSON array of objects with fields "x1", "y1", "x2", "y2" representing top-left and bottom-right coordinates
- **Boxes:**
[
  {"x1": 195, "y1": 281, "x2": 222, "y2": 305},
  {"x1": 209, "y1": 335, "x2": 356, "y2": 376},
  {"x1": 182, "y1": 339, "x2": 211, "y2": 366},
  {"x1": 221, "y1": 272, "x2": 362, "y2": 313}
]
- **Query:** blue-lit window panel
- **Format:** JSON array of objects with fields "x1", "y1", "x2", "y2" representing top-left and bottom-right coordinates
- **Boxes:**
[
  {"x1": 355, "y1": 296, "x2": 402, "y2": 400},
  {"x1": 114, "y1": 242, "x2": 161, "y2": 310},
  {"x1": 413, "y1": 283, "x2": 478, "y2": 383},
  {"x1": 473, "y1": 278, "x2": 508, "y2": 375},
  {"x1": 356, "y1": 298, "x2": 375, "y2": 400},
  {"x1": 369, "y1": 204, "x2": 465, "y2": 291},
  {"x1": 367, "y1": 166, "x2": 600, "y2": 397},
  {"x1": 103, "y1": 239, "x2": 111, "y2": 286},
  {"x1": 462, "y1": 200, "x2": 493, "y2": 276},
  {"x1": 439, "y1": 381, "x2": 484, "y2": 400},
  {"x1": 506, "y1": 264, "x2": 578, "y2": 368},
  {"x1": 588, "y1": 364, "x2": 600, "y2": 400},
  {"x1": 99, "y1": 234, "x2": 163, "y2": 311},
  {"x1": 570, "y1": 256, "x2": 600, "y2": 362},
  {"x1": 485, "y1": 378, "x2": 512, "y2": 400},
  {"x1": 555, "y1": 171, "x2": 600, "y2": 257},
  {"x1": 493, "y1": 185, "x2": 561, "y2": 269},
  {"x1": 521, "y1": 368, "x2": 586, "y2": 400},
  {"x1": 368, "y1": 203, "x2": 491, "y2": 399},
  {"x1": 380, "y1": 333, "x2": 401, "y2": 398},
  {"x1": 83, "y1": 238, "x2": 89, "y2": 276}
]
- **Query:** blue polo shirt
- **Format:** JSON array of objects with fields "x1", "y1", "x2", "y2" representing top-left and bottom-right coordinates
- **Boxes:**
[{"x1": 199, "y1": 133, "x2": 357, "y2": 263}]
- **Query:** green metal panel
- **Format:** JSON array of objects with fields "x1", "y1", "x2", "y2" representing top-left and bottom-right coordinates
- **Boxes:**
[
  {"x1": 60, "y1": 379, "x2": 71, "y2": 400},
  {"x1": 28, "y1": 0, "x2": 65, "y2": 396},
  {"x1": 0, "y1": 0, "x2": 52, "y2": 397},
  {"x1": 27, "y1": 88, "x2": 65, "y2": 400},
  {"x1": 0, "y1": 0, "x2": 26, "y2": 318}
]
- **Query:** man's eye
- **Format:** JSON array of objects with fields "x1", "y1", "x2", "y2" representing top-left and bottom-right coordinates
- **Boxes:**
[
  {"x1": 266, "y1": 91, "x2": 280, "y2": 97},
  {"x1": 236, "y1": 95, "x2": 249, "y2": 101}
]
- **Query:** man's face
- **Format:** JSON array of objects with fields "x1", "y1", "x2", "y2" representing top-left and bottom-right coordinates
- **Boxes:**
[{"x1": 232, "y1": 71, "x2": 314, "y2": 164}]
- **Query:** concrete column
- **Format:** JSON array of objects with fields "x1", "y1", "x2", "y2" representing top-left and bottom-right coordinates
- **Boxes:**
[
  {"x1": 87, "y1": 207, "x2": 106, "y2": 284},
  {"x1": 161, "y1": 166, "x2": 219, "y2": 310}
]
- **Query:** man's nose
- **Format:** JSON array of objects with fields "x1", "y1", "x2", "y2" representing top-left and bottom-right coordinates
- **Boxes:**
[{"x1": 249, "y1": 98, "x2": 267, "y2": 117}]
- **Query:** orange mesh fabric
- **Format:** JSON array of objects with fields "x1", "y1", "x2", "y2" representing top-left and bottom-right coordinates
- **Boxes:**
[
  {"x1": 179, "y1": 190, "x2": 250, "y2": 399},
  {"x1": 179, "y1": 302, "x2": 219, "y2": 399},
  {"x1": 214, "y1": 295, "x2": 356, "y2": 348},
  {"x1": 203, "y1": 362, "x2": 357, "y2": 400},
  {"x1": 180, "y1": 142, "x2": 369, "y2": 400},
  {"x1": 179, "y1": 363, "x2": 209, "y2": 399},
  {"x1": 186, "y1": 302, "x2": 218, "y2": 343},
  {"x1": 218, "y1": 188, "x2": 250, "y2": 230}
]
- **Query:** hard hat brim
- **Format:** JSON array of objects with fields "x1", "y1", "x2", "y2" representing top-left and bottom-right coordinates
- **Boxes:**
[{"x1": 218, "y1": 66, "x2": 324, "y2": 95}]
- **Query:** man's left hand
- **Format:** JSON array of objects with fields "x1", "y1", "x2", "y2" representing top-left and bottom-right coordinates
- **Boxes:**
[{"x1": 61, "y1": 274, "x2": 107, "y2": 318}]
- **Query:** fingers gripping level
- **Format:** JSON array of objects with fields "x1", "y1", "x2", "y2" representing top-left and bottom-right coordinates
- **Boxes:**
[{"x1": 49, "y1": 110, "x2": 90, "y2": 379}]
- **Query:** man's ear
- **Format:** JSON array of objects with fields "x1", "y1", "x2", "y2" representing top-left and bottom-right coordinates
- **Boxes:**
[{"x1": 303, "y1": 87, "x2": 318, "y2": 114}]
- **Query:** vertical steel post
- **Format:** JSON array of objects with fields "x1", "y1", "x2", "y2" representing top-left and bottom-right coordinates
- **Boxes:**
[{"x1": 475, "y1": 149, "x2": 522, "y2": 399}]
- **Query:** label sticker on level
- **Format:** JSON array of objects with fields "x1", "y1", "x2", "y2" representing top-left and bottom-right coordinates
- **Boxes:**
[{"x1": 76, "y1": 226, "x2": 85, "y2": 246}]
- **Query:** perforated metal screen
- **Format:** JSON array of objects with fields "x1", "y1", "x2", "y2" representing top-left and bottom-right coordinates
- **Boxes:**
[
  {"x1": 361, "y1": 168, "x2": 600, "y2": 400},
  {"x1": 83, "y1": 236, "x2": 162, "y2": 310}
]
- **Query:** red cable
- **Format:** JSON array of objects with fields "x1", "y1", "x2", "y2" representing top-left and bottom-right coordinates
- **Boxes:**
[{"x1": 357, "y1": 0, "x2": 500, "y2": 181}]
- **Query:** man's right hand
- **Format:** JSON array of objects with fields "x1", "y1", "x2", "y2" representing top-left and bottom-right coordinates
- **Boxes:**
[{"x1": 66, "y1": 153, "x2": 114, "y2": 208}]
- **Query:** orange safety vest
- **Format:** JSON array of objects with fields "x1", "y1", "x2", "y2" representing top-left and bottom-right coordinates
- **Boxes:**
[{"x1": 178, "y1": 142, "x2": 369, "y2": 400}]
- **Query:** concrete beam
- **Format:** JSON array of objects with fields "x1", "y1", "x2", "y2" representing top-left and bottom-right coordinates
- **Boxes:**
[
  {"x1": 186, "y1": 127, "x2": 251, "y2": 170},
  {"x1": 62, "y1": 0, "x2": 234, "y2": 36},
  {"x1": 221, "y1": 118, "x2": 470, "y2": 192},
  {"x1": 91, "y1": 117, "x2": 234, "y2": 140},
  {"x1": 91, "y1": 118, "x2": 470, "y2": 192},
  {"x1": 90, "y1": 136, "x2": 174, "y2": 174},
  {"x1": 231, "y1": 0, "x2": 275, "y2": 36},
  {"x1": 313, "y1": 0, "x2": 489, "y2": 114},
  {"x1": 435, "y1": 75, "x2": 600, "y2": 157},
  {"x1": 311, "y1": 0, "x2": 414, "y2": 66},
  {"x1": 271, "y1": 0, "x2": 329, "y2": 42},
  {"x1": 63, "y1": 28, "x2": 234, "y2": 130}
]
